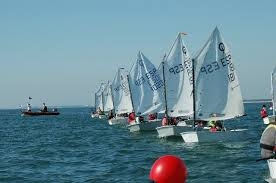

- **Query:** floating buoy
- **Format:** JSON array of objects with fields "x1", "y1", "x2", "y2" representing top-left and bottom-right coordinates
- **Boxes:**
[{"x1": 149, "y1": 155, "x2": 188, "y2": 183}]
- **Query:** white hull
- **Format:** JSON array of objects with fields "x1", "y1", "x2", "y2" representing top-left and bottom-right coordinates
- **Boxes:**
[
  {"x1": 180, "y1": 128, "x2": 248, "y2": 143},
  {"x1": 156, "y1": 124, "x2": 193, "y2": 138},
  {"x1": 108, "y1": 117, "x2": 128, "y2": 125},
  {"x1": 91, "y1": 113, "x2": 99, "y2": 118},
  {"x1": 127, "y1": 119, "x2": 162, "y2": 132},
  {"x1": 98, "y1": 114, "x2": 107, "y2": 119}
]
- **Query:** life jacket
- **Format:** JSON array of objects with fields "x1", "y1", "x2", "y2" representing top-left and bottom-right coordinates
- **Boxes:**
[
  {"x1": 128, "y1": 112, "x2": 135, "y2": 123},
  {"x1": 260, "y1": 109, "x2": 268, "y2": 118}
]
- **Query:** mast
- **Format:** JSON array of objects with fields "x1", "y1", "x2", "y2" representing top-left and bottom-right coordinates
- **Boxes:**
[
  {"x1": 101, "y1": 91, "x2": 104, "y2": 112},
  {"x1": 127, "y1": 74, "x2": 135, "y2": 113},
  {"x1": 192, "y1": 58, "x2": 196, "y2": 127},
  {"x1": 109, "y1": 81, "x2": 115, "y2": 113},
  {"x1": 272, "y1": 70, "x2": 275, "y2": 117},
  {"x1": 162, "y1": 54, "x2": 168, "y2": 118},
  {"x1": 94, "y1": 93, "x2": 96, "y2": 112},
  {"x1": 101, "y1": 83, "x2": 105, "y2": 112}
]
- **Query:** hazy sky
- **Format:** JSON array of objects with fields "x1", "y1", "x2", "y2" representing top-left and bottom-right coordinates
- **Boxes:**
[{"x1": 0, "y1": 0, "x2": 275, "y2": 109}]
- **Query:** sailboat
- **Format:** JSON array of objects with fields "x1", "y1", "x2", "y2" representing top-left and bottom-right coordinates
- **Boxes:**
[
  {"x1": 267, "y1": 66, "x2": 276, "y2": 124},
  {"x1": 156, "y1": 33, "x2": 194, "y2": 138},
  {"x1": 101, "y1": 80, "x2": 114, "y2": 119},
  {"x1": 91, "y1": 83, "x2": 106, "y2": 119},
  {"x1": 109, "y1": 68, "x2": 133, "y2": 125},
  {"x1": 180, "y1": 27, "x2": 248, "y2": 143},
  {"x1": 127, "y1": 51, "x2": 165, "y2": 132}
]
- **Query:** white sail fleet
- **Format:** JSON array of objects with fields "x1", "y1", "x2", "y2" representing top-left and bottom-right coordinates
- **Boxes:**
[{"x1": 92, "y1": 27, "x2": 250, "y2": 143}]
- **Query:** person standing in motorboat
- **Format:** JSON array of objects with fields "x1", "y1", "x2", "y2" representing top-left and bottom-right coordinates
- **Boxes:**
[
  {"x1": 41, "y1": 103, "x2": 48, "y2": 112},
  {"x1": 260, "y1": 120, "x2": 276, "y2": 159},
  {"x1": 27, "y1": 103, "x2": 32, "y2": 112}
]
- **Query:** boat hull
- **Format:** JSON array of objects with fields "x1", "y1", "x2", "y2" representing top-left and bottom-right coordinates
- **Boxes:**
[
  {"x1": 91, "y1": 113, "x2": 99, "y2": 118},
  {"x1": 21, "y1": 111, "x2": 60, "y2": 116},
  {"x1": 98, "y1": 114, "x2": 107, "y2": 119},
  {"x1": 108, "y1": 117, "x2": 128, "y2": 125},
  {"x1": 127, "y1": 119, "x2": 162, "y2": 132},
  {"x1": 266, "y1": 159, "x2": 276, "y2": 182},
  {"x1": 156, "y1": 124, "x2": 193, "y2": 138},
  {"x1": 180, "y1": 128, "x2": 248, "y2": 143}
]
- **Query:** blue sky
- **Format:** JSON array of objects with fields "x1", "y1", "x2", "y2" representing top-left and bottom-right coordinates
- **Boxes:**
[{"x1": 0, "y1": 0, "x2": 275, "y2": 109}]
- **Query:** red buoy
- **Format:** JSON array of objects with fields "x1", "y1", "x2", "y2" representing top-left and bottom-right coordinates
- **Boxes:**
[{"x1": 149, "y1": 155, "x2": 188, "y2": 183}]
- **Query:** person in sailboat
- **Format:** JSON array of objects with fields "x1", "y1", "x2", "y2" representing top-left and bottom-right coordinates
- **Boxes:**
[
  {"x1": 260, "y1": 120, "x2": 276, "y2": 159},
  {"x1": 27, "y1": 103, "x2": 32, "y2": 112},
  {"x1": 97, "y1": 107, "x2": 104, "y2": 115},
  {"x1": 148, "y1": 113, "x2": 157, "y2": 121},
  {"x1": 260, "y1": 105, "x2": 268, "y2": 119},
  {"x1": 128, "y1": 111, "x2": 135, "y2": 124},
  {"x1": 41, "y1": 103, "x2": 48, "y2": 112},
  {"x1": 108, "y1": 110, "x2": 114, "y2": 120},
  {"x1": 162, "y1": 114, "x2": 168, "y2": 126},
  {"x1": 208, "y1": 113, "x2": 217, "y2": 127}
]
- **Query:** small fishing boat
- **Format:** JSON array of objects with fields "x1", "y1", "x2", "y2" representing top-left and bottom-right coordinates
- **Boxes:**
[{"x1": 21, "y1": 111, "x2": 60, "y2": 116}]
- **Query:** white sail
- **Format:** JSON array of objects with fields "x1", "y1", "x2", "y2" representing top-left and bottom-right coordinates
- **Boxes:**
[
  {"x1": 112, "y1": 68, "x2": 133, "y2": 114},
  {"x1": 194, "y1": 27, "x2": 244, "y2": 121},
  {"x1": 128, "y1": 51, "x2": 164, "y2": 115},
  {"x1": 102, "y1": 81, "x2": 114, "y2": 112},
  {"x1": 95, "y1": 83, "x2": 105, "y2": 111},
  {"x1": 272, "y1": 66, "x2": 276, "y2": 115},
  {"x1": 163, "y1": 33, "x2": 194, "y2": 117}
]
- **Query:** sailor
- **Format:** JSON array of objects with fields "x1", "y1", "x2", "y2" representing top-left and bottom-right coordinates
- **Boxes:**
[
  {"x1": 149, "y1": 155, "x2": 188, "y2": 183},
  {"x1": 260, "y1": 105, "x2": 268, "y2": 119},
  {"x1": 41, "y1": 103, "x2": 48, "y2": 112},
  {"x1": 27, "y1": 103, "x2": 31, "y2": 112},
  {"x1": 108, "y1": 110, "x2": 114, "y2": 120},
  {"x1": 208, "y1": 113, "x2": 217, "y2": 127},
  {"x1": 260, "y1": 120, "x2": 276, "y2": 158},
  {"x1": 128, "y1": 111, "x2": 135, "y2": 124},
  {"x1": 162, "y1": 114, "x2": 168, "y2": 126}
]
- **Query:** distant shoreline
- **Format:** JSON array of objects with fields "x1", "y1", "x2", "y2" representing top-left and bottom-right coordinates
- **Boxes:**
[
  {"x1": 0, "y1": 100, "x2": 272, "y2": 110},
  {"x1": 243, "y1": 99, "x2": 271, "y2": 103}
]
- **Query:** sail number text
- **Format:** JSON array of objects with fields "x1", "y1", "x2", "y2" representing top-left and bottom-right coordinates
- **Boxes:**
[
  {"x1": 114, "y1": 81, "x2": 130, "y2": 95},
  {"x1": 135, "y1": 68, "x2": 163, "y2": 91},
  {"x1": 200, "y1": 53, "x2": 236, "y2": 82},
  {"x1": 168, "y1": 58, "x2": 193, "y2": 85}
]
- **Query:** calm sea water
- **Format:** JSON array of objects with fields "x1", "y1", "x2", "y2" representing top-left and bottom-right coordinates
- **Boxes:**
[{"x1": 0, "y1": 103, "x2": 271, "y2": 182}]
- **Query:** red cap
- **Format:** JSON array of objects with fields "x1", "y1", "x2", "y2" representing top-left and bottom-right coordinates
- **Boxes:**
[{"x1": 149, "y1": 155, "x2": 188, "y2": 183}]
